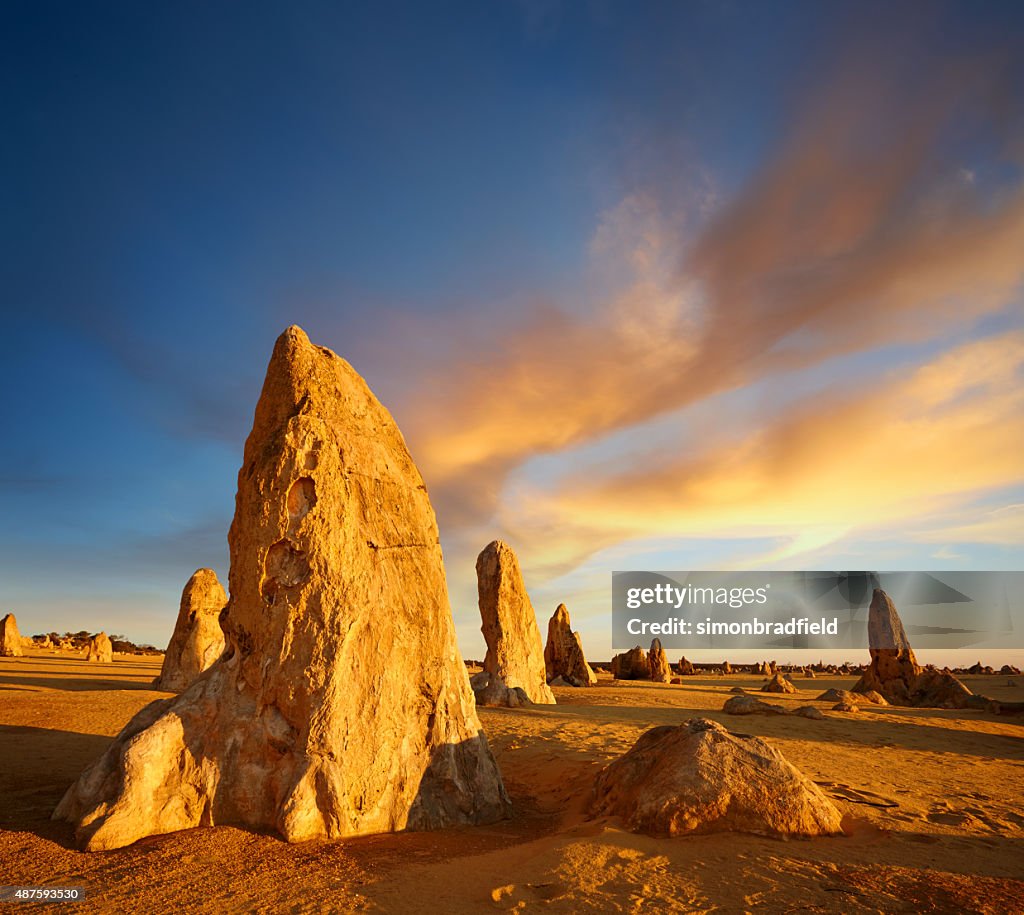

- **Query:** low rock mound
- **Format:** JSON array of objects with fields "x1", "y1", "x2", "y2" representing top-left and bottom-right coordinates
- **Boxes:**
[
  {"x1": 761, "y1": 672, "x2": 796, "y2": 694},
  {"x1": 815, "y1": 688, "x2": 887, "y2": 706},
  {"x1": 723, "y1": 695, "x2": 788, "y2": 715},
  {"x1": 590, "y1": 718, "x2": 843, "y2": 837}
]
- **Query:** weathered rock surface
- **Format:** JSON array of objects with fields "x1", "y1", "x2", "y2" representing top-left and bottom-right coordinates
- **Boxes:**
[
  {"x1": 648, "y1": 639, "x2": 671, "y2": 683},
  {"x1": 85, "y1": 632, "x2": 112, "y2": 663},
  {"x1": 477, "y1": 541, "x2": 555, "y2": 705},
  {"x1": 762, "y1": 672, "x2": 796, "y2": 694},
  {"x1": 611, "y1": 646, "x2": 650, "y2": 681},
  {"x1": 816, "y1": 688, "x2": 885, "y2": 706},
  {"x1": 1, "y1": 613, "x2": 23, "y2": 657},
  {"x1": 590, "y1": 718, "x2": 843, "y2": 837},
  {"x1": 543, "y1": 604, "x2": 596, "y2": 687},
  {"x1": 832, "y1": 702, "x2": 859, "y2": 712},
  {"x1": 154, "y1": 569, "x2": 227, "y2": 692},
  {"x1": 470, "y1": 670, "x2": 533, "y2": 708},
  {"x1": 677, "y1": 656, "x2": 695, "y2": 676},
  {"x1": 55, "y1": 325, "x2": 510, "y2": 851}
]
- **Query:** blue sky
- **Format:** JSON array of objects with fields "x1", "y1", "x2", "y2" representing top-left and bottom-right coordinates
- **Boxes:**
[{"x1": 3, "y1": 1, "x2": 1023, "y2": 665}]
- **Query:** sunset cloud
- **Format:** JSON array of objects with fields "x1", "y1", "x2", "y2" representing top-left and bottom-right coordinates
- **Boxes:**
[
  {"x1": 393, "y1": 44, "x2": 1024, "y2": 551},
  {"x1": 495, "y1": 331, "x2": 1024, "y2": 575}
]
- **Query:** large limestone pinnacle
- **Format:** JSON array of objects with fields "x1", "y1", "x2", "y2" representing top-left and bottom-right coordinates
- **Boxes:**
[
  {"x1": 476, "y1": 540, "x2": 556, "y2": 704},
  {"x1": 55, "y1": 325, "x2": 510, "y2": 850}
]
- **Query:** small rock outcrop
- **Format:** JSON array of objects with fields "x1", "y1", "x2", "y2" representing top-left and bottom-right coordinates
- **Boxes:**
[
  {"x1": 470, "y1": 670, "x2": 533, "y2": 708},
  {"x1": 55, "y1": 326, "x2": 511, "y2": 851},
  {"x1": 543, "y1": 604, "x2": 596, "y2": 687},
  {"x1": 762, "y1": 672, "x2": 796, "y2": 694},
  {"x1": 677, "y1": 657, "x2": 695, "y2": 676},
  {"x1": 648, "y1": 639, "x2": 671, "y2": 683},
  {"x1": 477, "y1": 541, "x2": 555, "y2": 704},
  {"x1": 154, "y1": 569, "x2": 227, "y2": 692},
  {"x1": 723, "y1": 695, "x2": 788, "y2": 716},
  {"x1": 85, "y1": 632, "x2": 112, "y2": 663},
  {"x1": 590, "y1": 719, "x2": 843, "y2": 837},
  {"x1": 1, "y1": 613, "x2": 23, "y2": 657},
  {"x1": 611, "y1": 646, "x2": 650, "y2": 680},
  {"x1": 815, "y1": 688, "x2": 886, "y2": 706}
]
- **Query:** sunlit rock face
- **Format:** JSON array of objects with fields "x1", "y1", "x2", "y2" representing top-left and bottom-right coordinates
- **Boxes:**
[
  {"x1": 154, "y1": 568, "x2": 227, "y2": 692},
  {"x1": 56, "y1": 325, "x2": 510, "y2": 851},
  {"x1": 544, "y1": 603, "x2": 597, "y2": 687},
  {"x1": 591, "y1": 718, "x2": 844, "y2": 838},
  {"x1": 477, "y1": 540, "x2": 556, "y2": 705}
]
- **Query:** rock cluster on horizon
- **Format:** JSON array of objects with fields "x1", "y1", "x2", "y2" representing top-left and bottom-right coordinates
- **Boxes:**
[
  {"x1": 543, "y1": 603, "x2": 597, "y2": 687},
  {"x1": 476, "y1": 540, "x2": 555, "y2": 704},
  {"x1": 590, "y1": 718, "x2": 843, "y2": 837},
  {"x1": 55, "y1": 325, "x2": 511, "y2": 851},
  {"x1": 154, "y1": 568, "x2": 227, "y2": 692}
]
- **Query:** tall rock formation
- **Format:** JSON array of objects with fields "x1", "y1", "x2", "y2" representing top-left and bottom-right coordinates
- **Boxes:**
[
  {"x1": 852, "y1": 589, "x2": 921, "y2": 704},
  {"x1": 648, "y1": 638, "x2": 671, "y2": 683},
  {"x1": 852, "y1": 588, "x2": 980, "y2": 708},
  {"x1": 1, "y1": 613, "x2": 23, "y2": 657},
  {"x1": 544, "y1": 604, "x2": 597, "y2": 687},
  {"x1": 56, "y1": 325, "x2": 510, "y2": 851},
  {"x1": 476, "y1": 541, "x2": 556, "y2": 704},
  {"x1": 85, "y1": 632, "x2": 113, "y2": 663},
  {"x1": 154, "y1": 568, "x2": 228, "y2": 692}
]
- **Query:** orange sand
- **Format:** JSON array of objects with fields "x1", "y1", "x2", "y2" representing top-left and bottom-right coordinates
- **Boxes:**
[{"x1": 1, "y1": 651, "x2": 1022, "y2": 913}]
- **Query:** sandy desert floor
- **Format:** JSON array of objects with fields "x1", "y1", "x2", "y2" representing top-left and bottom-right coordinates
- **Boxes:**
[{"x1": 1, "y1": 652, "x2": 1022, "y2": 914}]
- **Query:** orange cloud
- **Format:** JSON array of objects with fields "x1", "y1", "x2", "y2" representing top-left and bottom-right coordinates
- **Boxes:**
[
  {"x1": 496, "y1": 332, "x2": 1024, "y2": 574},
  {"x1": 394, "y1": 48, "x2": 1024, "y2": 540}
]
